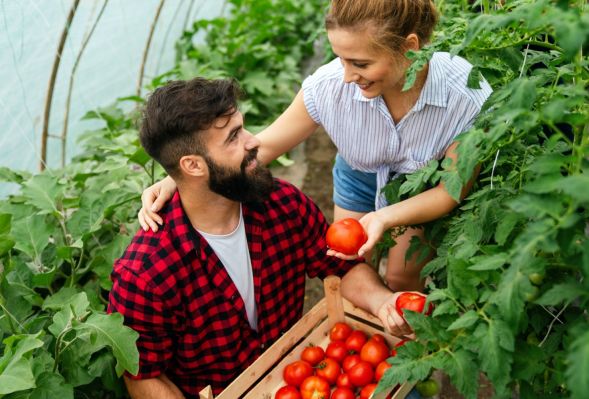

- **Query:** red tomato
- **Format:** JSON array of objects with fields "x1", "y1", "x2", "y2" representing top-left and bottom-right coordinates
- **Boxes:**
[
  {"x1": 326, "y1": 218, "x2": 368, "y2": 255},
  {"x1": 347, "y1": 361, "x2": 374, "y2": 387},
  {"x1": 301, "y1": 345, "x2": 325, "y2": 366},
  {"x1": 300, "y1": 376, "x2": 331, "y2": 399},
  {"x1": 395, "y1": 292, "x2": 433, "y2": 319},
  {"x1": 360, "y1": 339, "x2": 390, "y2": 367},
  {"x1": 329, "y1": 322, "x2": 353, "y2": 341},
  {"x1": 375, "y1": 360, "x2": 392, "y2": 381},
  {"x1": 326, "y1": 341, "x2": 349, "y2": 363},
  {"x1": 283, "y1": 360, "x2": 313, "y2": 387},
  {"x1": 345, "y1": 330, "x2": 368, "y2": 353},
  {"x1": 390, "y1": 339, "x2": 408, "y2": 357},
  {"x1": 359, "y1": 383, "x2": 377, "y2": 399},
  {"x1": 336, "y1": 373, "x2": 353, "y2": 389},
  {"x1": 331, "y1": 387, "x2": 356, "y2": 399},
  {"x1": 370, "y1": 333, "x2": 387, "y2": 346},
  {"x1": 275, "y1": 385, "x2": 303, "y2": 399},
  {"x1": 315, "y1": 358, "x2": 341, "y2": 385},
  {"x1": 342, "y1": 354, "x2": 361, "y2": 373}
]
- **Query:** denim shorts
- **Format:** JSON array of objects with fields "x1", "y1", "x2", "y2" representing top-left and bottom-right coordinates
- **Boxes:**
[{"x1": 332, "y1": 154, "x2": 377, "y2": 213}]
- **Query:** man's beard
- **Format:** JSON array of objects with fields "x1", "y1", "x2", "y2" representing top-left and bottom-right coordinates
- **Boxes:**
[{"x1": 205, "y1": 149, "x2": 274, "y2": 203}]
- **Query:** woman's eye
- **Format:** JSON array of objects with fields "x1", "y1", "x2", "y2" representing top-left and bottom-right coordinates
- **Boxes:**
[{"x1": 353, "y1": 63, "x2": 368, "y2": 68}]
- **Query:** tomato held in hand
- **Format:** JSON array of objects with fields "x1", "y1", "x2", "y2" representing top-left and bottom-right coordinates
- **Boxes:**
[
  {"x1": 300, "y1": 376, "x2": 331, "y2": 399},
  {"x1": 301, "y1": 345, "x2": 325, "y2": 366},
  {"x1": 331, "y1": 387, "x2": 356, "y2": 399},
  {"x1": 283, "y1": 360, "x2": 313, "y2": 387},
  {"x1": 326, "y1": 218, "x2": 368, "y2": 255},
  {"x1": 395, "y1": 292, "x2": 433, "y2": 319},
  {"x1": 275, "y1": 385, "x2": 303, "y2": 399},
  {"x1": 329, "y1": 322, "x2": 353, "y2": 342},
  {"x1": 360, "y1": 339, "x2": 390, "y2": 367}
]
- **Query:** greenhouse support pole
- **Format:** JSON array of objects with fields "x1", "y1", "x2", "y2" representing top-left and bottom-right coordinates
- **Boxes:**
[
  {"x1": 136, "y1": 0, "x2": 166, "y2": 97},
  {"x1": 40, "y1": 0, "x2": 80, "y2": 171}
]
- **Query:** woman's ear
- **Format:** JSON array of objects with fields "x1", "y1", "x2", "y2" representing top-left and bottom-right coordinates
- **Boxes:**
[
  {"x1": 404, "y1": 33, "x2": 420, "y2": 52},
  {"x1": 179, "y1": 155, "x2": 207, "y2": 178}
]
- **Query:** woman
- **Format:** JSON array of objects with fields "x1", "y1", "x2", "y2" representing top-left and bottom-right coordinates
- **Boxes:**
[{"x1": 138, "y1": 0, "x2": 492, "y2": 292}]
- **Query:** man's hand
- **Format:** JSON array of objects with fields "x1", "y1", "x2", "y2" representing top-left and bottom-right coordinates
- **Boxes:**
[{"x1": 375, "y1": 292, "x2": 414, "y2": 338}]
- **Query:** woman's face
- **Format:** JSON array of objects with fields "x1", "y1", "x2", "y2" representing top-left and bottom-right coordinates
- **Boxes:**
[{"x1": 327, "y1": 27, "x2": 409, "y2": 98}]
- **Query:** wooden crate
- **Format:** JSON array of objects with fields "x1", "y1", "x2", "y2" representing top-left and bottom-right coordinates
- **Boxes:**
[{"x1": 199, "y1": 275, "x2": 415, "y2": 399}]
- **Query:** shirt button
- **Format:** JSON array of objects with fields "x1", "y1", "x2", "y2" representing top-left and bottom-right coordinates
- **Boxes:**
[
  {"x1": 260, "y1": 343, "x2": 265, "y2": 350},
  {"x1": 231, "y1": 294, "x2": 236, "y2": 300}
]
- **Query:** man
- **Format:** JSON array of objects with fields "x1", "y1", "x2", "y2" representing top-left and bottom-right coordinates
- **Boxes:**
[{"x1": 108, "y1": 77, "x2": 411, "y2": 398}]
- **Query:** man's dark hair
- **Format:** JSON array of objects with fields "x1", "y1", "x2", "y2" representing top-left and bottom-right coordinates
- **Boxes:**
[{"x1": 139, "y1": 78, "x2": 243, "y2": 177}]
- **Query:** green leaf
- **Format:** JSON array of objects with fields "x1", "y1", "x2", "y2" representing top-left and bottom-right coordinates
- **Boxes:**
[
  {"x1": 490, "y1": 262, "x2": 533, "y2": 326},
  {"x1": 468, "y1": 253, "x2": 508, "y2": 271},
  {"x1": 66, "y1": 194, "x2": 106, "y2": 240},
  {"x1": 0, "y1": 334, "x2": 44, "y2": 395},
  {"x1": 441, "y1": 349, "x2": 479, "y2": 399},
  {"x1": 566, "y1": 329, "x2": 589, "y2": 399},
  {"x1": 535, "y1": 282, "x2": 587, "y2": 306},
  {"x1": 74, "y1": 312, "x2": 139, "y2": 376},
  {"x1": 29, "y1": 371, "x2": 74, "y2": 399},
  {"x1": 557, "y1": 175, "x2": 589, "y2": 203},
  {"x1": 448, "y1": 310, "x2": 480, "y2": 330},
  {"x1": 382, "y1": 341, "x2": 435, "y2": 385},
  {"x1": 11, "y1": 215, "x2": 52, "y2": 268},
  {"x1": 242, "y1": 71, "x2": 274, "y2": 96},
  {"x1": 473, "y1": 319, "x2": 514, "y2": 396},
  {"x1": 21, "y1": 174, "x2": 63, "y2": 215},
  {"x1": 46, "y1": 292, "x2": 90, "y2": 337}
]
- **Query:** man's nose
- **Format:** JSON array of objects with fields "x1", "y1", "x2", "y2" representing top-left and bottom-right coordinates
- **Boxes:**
[{"x1": 244, "y1": 131, "x2": 260, "y2": 150}]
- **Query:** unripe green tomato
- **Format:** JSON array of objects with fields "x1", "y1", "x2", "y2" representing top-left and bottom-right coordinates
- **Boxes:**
[
  {"x1": 526, "y1": 332, "x2": 540, "y2": 346},
  {"x1": 528, "y1": 273, "x2": 544, "y2": 285},
  {"x1": 416, "y1": 379, "x2": 440, "y2": 397},
  {"x1": 525, "y1": 286, "x2": 539, "y2": 302}
]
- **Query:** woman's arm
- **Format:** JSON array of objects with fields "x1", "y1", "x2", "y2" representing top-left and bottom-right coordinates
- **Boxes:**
[{"x1": 330, "y1": 141, "x2": 480, "y2": 259}]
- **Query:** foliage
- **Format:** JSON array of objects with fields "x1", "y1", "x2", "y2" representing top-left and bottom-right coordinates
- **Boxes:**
[
  {"x1": 0, "y1": 1, "x2": 325, "y2": 397},
  {"x1": 377, "y1": 1, "x2": 589, "y2": 398}
]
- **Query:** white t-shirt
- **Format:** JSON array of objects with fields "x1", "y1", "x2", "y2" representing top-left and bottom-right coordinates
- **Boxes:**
[
  {"x1": 302, "y1": 52, "x2": 493, "y2": 208},
  {"x1": 197, "y1": 207, "x2": 258, "y2": 330}
]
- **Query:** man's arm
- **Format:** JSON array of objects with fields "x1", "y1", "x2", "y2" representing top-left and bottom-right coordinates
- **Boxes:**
[
  {"x1": 124, "y1": 374, "x2": 185, "y2": 399},
  {"x1": 340, "y1": 263, "x2": 414, "y2": 337}
]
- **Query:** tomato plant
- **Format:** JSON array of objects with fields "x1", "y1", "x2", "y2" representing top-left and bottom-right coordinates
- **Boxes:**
[
  {"x1": 300, "y1": 376, "x2": 331, "y2": 399},
  {"x1": 301, "y1": 345, "x2": 325, "y2": 366},
  {"x1": 283, "y1": 360, "x2": 313, "y2": 387},
  {"x1": 275, "y1": 385, "x2": 303, "y2": 399},
  {"x1": 326, "y1": 218, "x2": 368, "y2": 255}
]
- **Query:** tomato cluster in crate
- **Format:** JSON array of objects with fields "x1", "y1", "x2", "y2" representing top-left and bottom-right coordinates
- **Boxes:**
[{"x1": 275, "y1": 321, "x2": 408, "y2": 399}]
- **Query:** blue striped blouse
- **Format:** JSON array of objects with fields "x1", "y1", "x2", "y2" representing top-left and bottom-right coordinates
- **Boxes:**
[{"x1": 302, "y1": 52, "x2": 492, "y2": 209}]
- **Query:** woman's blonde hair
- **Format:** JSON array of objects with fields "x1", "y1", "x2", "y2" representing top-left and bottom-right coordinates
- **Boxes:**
[{"x1": 325, "y1": 0, "x2": 438, "y2": 54}]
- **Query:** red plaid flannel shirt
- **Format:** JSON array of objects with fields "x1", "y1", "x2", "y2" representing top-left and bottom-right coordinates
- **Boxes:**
[{"x1": 108, "y1": 179, "x2": 353, "y2": 397}]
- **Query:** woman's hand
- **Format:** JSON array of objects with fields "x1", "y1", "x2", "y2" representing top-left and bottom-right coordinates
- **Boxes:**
[
  {"x1": 326, "y1": 211, "x2": 388, "y2": 260},
  {"x1": 138, "y1": 176, "x2": 177, "y2": 232}
]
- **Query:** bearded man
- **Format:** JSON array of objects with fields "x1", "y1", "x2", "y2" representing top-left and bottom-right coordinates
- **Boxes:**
[{"x1": 108, "y1": 78, "x2": 410, "y2": 399}]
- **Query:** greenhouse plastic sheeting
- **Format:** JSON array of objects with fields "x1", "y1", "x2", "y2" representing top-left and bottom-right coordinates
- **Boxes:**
[{"x1": 0, "y1": 0, "x2": 223, "y2": 197}]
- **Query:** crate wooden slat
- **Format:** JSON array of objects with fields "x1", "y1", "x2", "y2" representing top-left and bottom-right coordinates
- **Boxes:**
[{"x1": 199, "y1": 276, "x2": 415, "y2": 399}]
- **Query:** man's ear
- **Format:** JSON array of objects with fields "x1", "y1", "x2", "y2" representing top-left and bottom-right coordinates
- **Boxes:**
[
  {"x1": 404, "y1": 33, "x2": 420, "y2": 52},
  {"x1": 178, "y1": 154, "x2": 207, "y2": 178}
]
